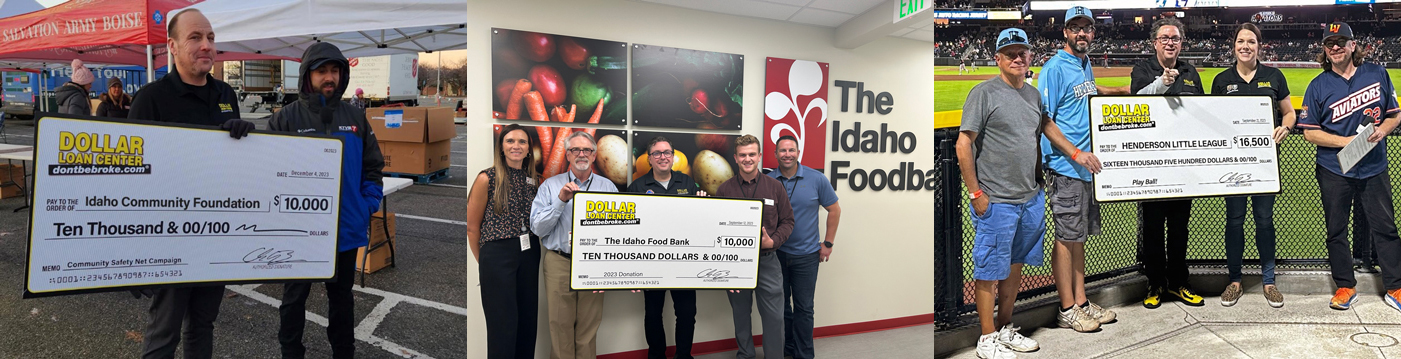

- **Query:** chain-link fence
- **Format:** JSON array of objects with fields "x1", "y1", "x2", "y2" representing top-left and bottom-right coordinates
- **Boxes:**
[{"x1": 934, "y1": 129, "x2": 1401, "y2": 328}]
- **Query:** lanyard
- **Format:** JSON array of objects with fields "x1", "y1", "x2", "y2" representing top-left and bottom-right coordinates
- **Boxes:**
[
  {"x1": 568, "y1": 171, "x2": 594, "y2": 192},
  {"x1": 780, "y1": 175, "x2": 797, "y2": 201},
  {"x1": 743, "y1": 178, "x2": 759, "y2": 200}
]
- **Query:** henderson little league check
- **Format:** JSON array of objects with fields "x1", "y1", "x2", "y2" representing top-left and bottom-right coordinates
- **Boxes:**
[
  {"x1": 24, "y1": 114, "x2": 344, "y2": 298},
  {"x1": 1089, "y1": 95, "x2": 1281, "y2": 202},
  {"x1": 569, "y1": 192, "x2": 763, "y2": 291}
]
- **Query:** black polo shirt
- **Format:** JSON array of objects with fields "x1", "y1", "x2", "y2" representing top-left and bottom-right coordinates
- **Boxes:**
[
  {"x1": 1130, "y1": 58, "x2": 1205, "y2": 95},
  {"x1": 625, "y1": 171, "x2": 700, "y2": 195},
  {"x1": 128, "y1": 72, "x2": 240, "y2": 126},
  {"x1": 1210, "y1": 62, "x2": 1291, "y2": 127}
]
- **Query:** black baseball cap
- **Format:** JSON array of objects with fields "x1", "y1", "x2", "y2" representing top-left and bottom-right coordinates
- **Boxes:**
[{"x1": 1324, "y1": 22, "x2": 1353, "y2": 40}]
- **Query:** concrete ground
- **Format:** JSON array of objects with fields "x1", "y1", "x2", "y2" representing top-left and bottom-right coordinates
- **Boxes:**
[
  {"x1": 938, "y1": 270, "x2": 1401, "y2": 358},
  {"x1": 691, "y1": 324, "x2": 935, "y2": 359},
  {"x1": 0, "y1": 113, "x2": 470, "y2": 358}
]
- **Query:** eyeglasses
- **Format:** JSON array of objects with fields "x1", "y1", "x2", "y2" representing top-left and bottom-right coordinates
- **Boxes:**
[
  {"x1": 649, "y1": 150, "x2": 673, "y2": 157},
  {"x1": 1066, "y1": 25, "x2": 1095, "y2": 34},
  {"x1": 1323, "y1": 38, "x2": 1350, "y2": 49},
  {"x1": 567, "y1": 147, "x2": 596, "y2": 155},
  {"x1": 997, "y1": 33, "x2": 1027, "y2": 49},
  {"x1": 999, "y1": 49, "x2": 1033, "y2": 61},
  {"x1": 1155, "y1": 36, "x2": 1183, "y2": 44}
]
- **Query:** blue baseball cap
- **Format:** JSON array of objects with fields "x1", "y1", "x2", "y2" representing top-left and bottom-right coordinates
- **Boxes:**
[
  {"x1": 1324, "y1": 22, "x2": 1353, "y2": 40},
  {"x1": 1065, "y1": 6, "x2": 1093, "y2": 24},
  {"x1": 997, "y1": 28, "x2": 1031, "y2": 52}
]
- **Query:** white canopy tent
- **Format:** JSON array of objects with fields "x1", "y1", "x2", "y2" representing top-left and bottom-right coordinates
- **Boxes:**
[{"x1": 183, "y1": 0, "x2": 467, "y2": 60}]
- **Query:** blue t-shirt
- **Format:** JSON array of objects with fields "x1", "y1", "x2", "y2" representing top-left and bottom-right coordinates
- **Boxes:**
[
  {"x1": 1299, "y1": 62, "x2": 1399, "y2": 178},
  {"x1": 768, "y1": 165, "x2": 839, "y2": 255},
  {"x1": 1039, "y1": 49, "x2": 1099, "y2": 182}
]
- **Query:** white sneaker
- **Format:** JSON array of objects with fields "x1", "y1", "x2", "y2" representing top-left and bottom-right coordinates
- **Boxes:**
[
  {"x1": 977, "y1": 333, "x2": 1017, "y2": 359},
  {"x1": 1083, "y1": 302, "x2": 1117, "y2": 324},
  {"x1": 1057, "y1": 306, "x2": 1100, "y2": 332},
  {"x1": 997, "y1": 324, "x2": 1039, "y2": 352}
]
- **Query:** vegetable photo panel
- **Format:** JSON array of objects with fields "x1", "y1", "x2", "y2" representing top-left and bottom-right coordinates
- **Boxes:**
[
  {"x1": 491, "y1": 28, "x2": 628, "y2": 125},
  {"x1": 631, "y1": 44, "x2": 744, "y2": 130}
]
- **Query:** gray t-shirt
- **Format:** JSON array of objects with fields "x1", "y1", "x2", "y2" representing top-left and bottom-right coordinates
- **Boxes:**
[{"x1": 960, "y1": 77, "x2": 1044, "y2": 204}]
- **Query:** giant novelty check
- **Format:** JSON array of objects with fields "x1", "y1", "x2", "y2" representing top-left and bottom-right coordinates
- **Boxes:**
[
  {"x1": 570, "y1": 192, "x2": 763, "y2": 291},
  {"x1": 25, "y1": 115, "x2": 343, "y2": 297},
  {"x1": 1090, "y1": 95, "x2": 1281, "y2": 202}
]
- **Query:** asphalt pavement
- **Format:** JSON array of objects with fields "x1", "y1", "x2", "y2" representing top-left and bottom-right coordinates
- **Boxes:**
[{"x1": 0, "y1": 113, "x2": 470, "y2": 358}]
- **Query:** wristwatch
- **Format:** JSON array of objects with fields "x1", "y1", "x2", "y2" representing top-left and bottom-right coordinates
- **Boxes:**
[{"x1": 823, "y1": 241, "x2": 834, "y2": 248}]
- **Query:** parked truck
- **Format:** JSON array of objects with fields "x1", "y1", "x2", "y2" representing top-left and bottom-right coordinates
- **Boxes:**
[
  {"x1": 220, "y1": 59, "x2": 300, "y2": 113},
  {"x1": 343, "y1": 53, "x2": 419, "y2": 107},
  {"x1": 2, "y1": 72, "x2": 35, "y2": 120},
  {"x1": 3, "y1": 66, "x2": 163, "y2": 120}
]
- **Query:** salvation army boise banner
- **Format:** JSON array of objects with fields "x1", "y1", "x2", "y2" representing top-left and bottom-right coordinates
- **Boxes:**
[{"x1": 764, "y1": 57, "x2": 828, "y2": 170}]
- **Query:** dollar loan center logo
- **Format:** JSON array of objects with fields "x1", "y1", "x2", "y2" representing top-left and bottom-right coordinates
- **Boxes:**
[
  {"x1": 51, "y1": 131, "x2": 152, "y2": 175},
  {"x1": 1099, "y1": 103, "x2": 1155, "y2": 131},
  {"x1": 580, "y1": 200, "x2": 641, "y2": 226}
]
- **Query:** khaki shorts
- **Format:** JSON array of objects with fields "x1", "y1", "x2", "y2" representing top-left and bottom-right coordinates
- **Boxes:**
[{"x1": 1048, "y1": 172, "x2": 1101, "y2": 242}]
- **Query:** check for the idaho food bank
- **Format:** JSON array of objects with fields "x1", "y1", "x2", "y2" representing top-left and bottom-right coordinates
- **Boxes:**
[
  {"x1": 570, "y1": 192, "x2": 762, "y2": 291},
  {"x1": 25, "y1": 115, "x2": 343, "y2": 297},
  {"x1": 1089, "y1": 95, "x2": 1281, "y2": 202}
]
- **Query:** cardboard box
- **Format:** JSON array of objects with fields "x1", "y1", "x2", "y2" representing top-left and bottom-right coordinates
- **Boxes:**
[
  {"x1": 366, "y1": 107, "x2": 455, "y2": 143},
  {"x1": 0, "y1": 185, "x2": 18, "y2": 199},
  {"x1": 378, "y1": 140, "x2": 451, "y2": 174},
  {"x1": 0, "y1": 164, "x2": 23, "y2": 182},
  {"x1": 0, "y1": 164, "x2": 23, "y2": 199},
  {"x1": 358, "y1": 211, "x2": 396, "y2": 273},
  {"x1": 370, "y1": 210, "x2": 396, "y2": 246},
  {"x1": 356, "y1": 237, "x2": 394, "y2": 274}
]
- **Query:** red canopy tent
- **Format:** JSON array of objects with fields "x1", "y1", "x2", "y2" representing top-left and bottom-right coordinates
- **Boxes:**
[
  {"x1": 0, "y1": 0, "x2": 291, "y2": 111},
  {"x1": 0, "y1": 0, "x2": 194, "y2": 71},
  {"x1": 0, "y1": 0, "x2": 289, "y2": 76}
]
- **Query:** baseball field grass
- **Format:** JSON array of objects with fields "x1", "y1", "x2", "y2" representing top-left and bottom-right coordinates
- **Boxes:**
[{"x1": 942, "y1": 66, "x2": 1401, "y2": 292}]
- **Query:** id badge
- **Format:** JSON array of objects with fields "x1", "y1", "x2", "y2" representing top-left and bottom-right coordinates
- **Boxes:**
[
  {"x1": 764, "y1": 198, "x2": 775, "y2": 206},
  {"x1": 520, "y1": 234, "x2": 531, "y2": 251}
]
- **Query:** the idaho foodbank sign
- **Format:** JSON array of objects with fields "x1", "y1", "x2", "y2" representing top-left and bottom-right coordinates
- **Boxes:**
[
  {"x1": 828, "y1": 80, "x2": 936, "y2": 192},
  {"x1": 895, "y1": 0, "x2": 930, "y2": 22}
]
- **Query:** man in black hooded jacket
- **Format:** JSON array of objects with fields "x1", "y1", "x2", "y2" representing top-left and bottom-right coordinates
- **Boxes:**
[{"x1": 268, "y1": 42, "x2": 385, "y2": 359}]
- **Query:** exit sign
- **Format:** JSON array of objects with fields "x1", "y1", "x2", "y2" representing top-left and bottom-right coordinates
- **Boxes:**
[{"x1": 895, "y1": 0, "x2": 930, "y2": 22}]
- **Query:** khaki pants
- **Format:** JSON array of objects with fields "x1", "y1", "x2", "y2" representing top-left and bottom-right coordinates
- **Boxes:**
[{"x1": 544, "y1": 250, "x2": 604, "y2": 359}]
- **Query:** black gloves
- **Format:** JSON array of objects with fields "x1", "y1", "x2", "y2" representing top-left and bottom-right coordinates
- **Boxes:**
[{"x1": 220, "y1": 118, "x2": 255, "y2": 139}]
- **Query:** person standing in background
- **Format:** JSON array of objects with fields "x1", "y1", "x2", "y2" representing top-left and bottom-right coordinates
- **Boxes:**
[
  {"x1": 96, "y1": 77, "x2": 133, "y2": 118},
  {"x1": 349, "y1": 87, "x2": 368, "y2": 110},
  {"x1": 57, "y1": 59, "x2": 93, "y2": 116}
]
